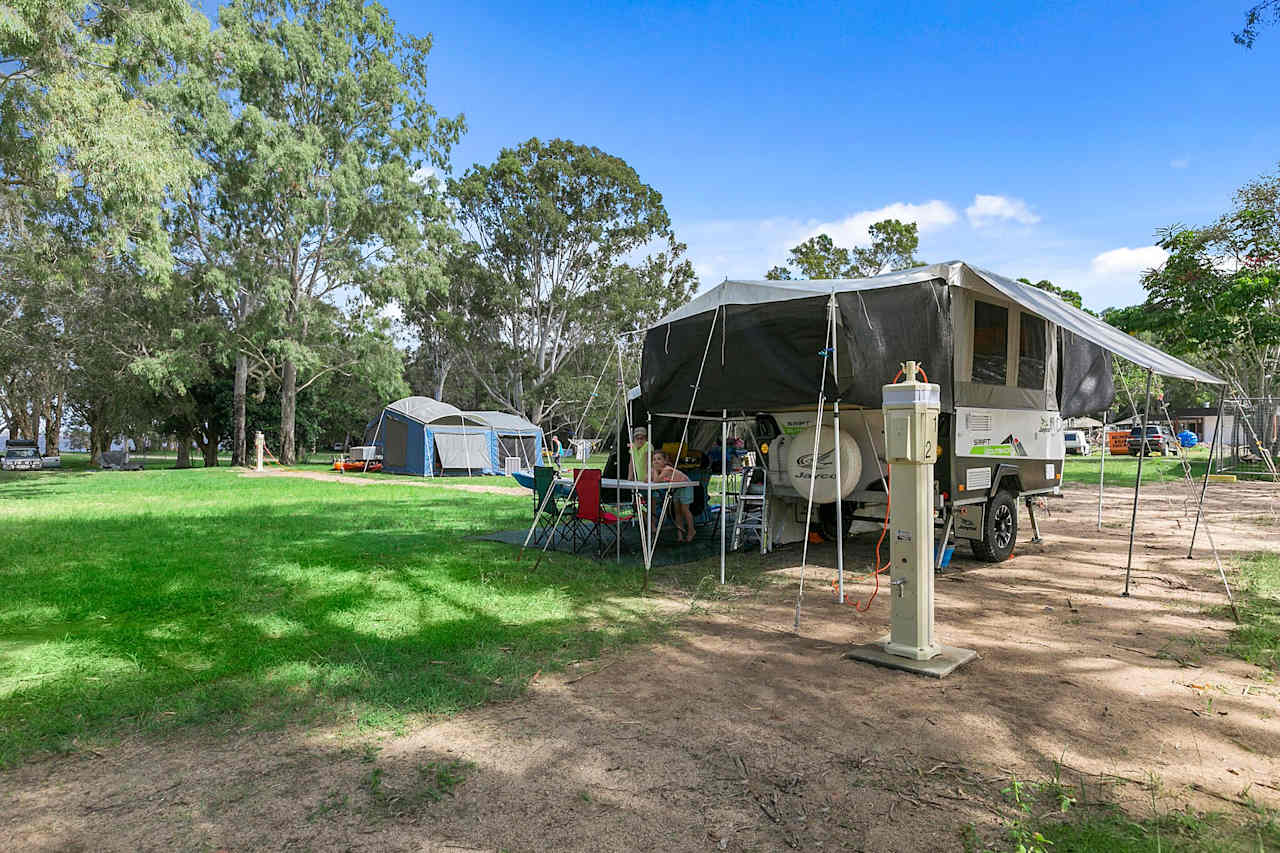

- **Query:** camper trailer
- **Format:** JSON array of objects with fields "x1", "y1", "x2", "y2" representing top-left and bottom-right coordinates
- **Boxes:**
[{"x1": 639, "y1": 262, "x2": 1217, "y2": 563}]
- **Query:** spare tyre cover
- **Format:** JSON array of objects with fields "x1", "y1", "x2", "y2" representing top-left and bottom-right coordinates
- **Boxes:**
[{"x1": 784, "y1": 425, "x2": 861, "y2": 504}]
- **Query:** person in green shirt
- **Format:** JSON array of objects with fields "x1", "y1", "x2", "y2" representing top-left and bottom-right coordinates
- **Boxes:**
[{"x1": 628, "y1": 427, "x2": 649, "y2": 481}]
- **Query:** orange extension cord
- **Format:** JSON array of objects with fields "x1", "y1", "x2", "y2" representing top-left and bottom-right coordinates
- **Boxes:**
[
  {"x1": 833, "y1": 363, "x2": 928, "y2": 611},
  {"x1": 828, "y1": 469, "x2": 891, "y2": 610}
]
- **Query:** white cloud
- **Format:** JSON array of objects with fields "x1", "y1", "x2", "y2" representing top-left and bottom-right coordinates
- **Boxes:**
[
  {"x1": 678, "y1": 200, "x2": 960, "y2": 286},
  {"x1": 1090, "y1": 245, "x2": 1168, "y2": 277},
  {"x1": 1170, "y1": 158, "x2": 1190, "y2": 169},
  {"x1": 805, "y1": 200, "x2": 959, "y2": 247},
  {"x1": 965, "y1": 194, "x2": 1041, "y2": 228}
]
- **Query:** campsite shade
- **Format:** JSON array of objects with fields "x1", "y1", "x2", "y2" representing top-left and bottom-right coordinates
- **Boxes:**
[{"x1": 641, "y1": 261, "x2": 1222, "y2": 416}]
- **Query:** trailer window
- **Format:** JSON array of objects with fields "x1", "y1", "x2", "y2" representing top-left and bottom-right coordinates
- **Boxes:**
[
  {"x1": 972, "y1": 301, "x2": 1008, "y2": 385},
  {"x1": 1018, "y1": 313, "x2": 1047, "y2": 390}
]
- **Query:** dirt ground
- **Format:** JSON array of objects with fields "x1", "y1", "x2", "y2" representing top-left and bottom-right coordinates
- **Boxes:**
[{"x1": 5, "y1": 479, "x2": 1280, "y2": 852}]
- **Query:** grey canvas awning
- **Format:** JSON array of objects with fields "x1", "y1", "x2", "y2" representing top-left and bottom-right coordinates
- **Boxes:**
[
  {"x1": 650, "y1": 261, "x2": 1223, "y2": 386},
  {"x1": 464, "y1": 411, "x2": 543, "y2": 434},
  {"x1": 968, "y1": 266, "x2": 1223, "y2": 385}
]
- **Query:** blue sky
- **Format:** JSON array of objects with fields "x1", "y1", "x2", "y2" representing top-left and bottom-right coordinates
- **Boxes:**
[{"x1": 391, "y1": 1, "x2": 1279, "y2": 310}]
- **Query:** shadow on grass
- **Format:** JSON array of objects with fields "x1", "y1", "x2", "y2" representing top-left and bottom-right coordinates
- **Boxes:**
[{"x1": 0, "y1": 482, "x2": 709, "y2": 767}]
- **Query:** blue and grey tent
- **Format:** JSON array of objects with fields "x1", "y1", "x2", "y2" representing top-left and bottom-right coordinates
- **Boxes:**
[
  {"x1": 464, "y1": 410, "x2": 544, "y2": 473},
  {"x1": 363, "y1": 397, "x2": 544, "y2": 476}
]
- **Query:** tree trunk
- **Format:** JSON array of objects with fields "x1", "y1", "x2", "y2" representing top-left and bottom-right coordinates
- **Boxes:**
[
  {"x1": 176, "y1": 432, "x2": 191, "y2": 468},
  {"x1": 47, "y1": 395, "x2": 63, "y2": 457},
  {"x1": 280, "y1": 358, "x2": 297, "y2": 465},
  {"x1": 202, "y1": 438, "x2": 219, "y2": 468},
  {"x1": 232, "y1": 351, "x2": 248, "y2": 466},
  {"x1": 88, "y1": 415, "x2": 107, "y2": 466}
]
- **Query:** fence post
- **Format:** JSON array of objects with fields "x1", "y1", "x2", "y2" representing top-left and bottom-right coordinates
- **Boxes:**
[{"x1": 255, "y1": 431, "x2": 264, "y2": 472}]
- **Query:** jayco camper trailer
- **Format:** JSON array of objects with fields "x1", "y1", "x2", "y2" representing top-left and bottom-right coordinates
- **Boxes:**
[{"x1": 639, "y1": 261, "x2": 1220, "y2": 562}]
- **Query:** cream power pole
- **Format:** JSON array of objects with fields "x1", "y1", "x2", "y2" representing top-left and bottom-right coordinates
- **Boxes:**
[{"x1": 847, "y1": 362, "x2": 977, "y2": 678}]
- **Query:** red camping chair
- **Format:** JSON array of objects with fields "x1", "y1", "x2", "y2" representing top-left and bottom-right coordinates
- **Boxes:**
[{"x1": 570, "y1": 469, "x2": 631, "y2": 557}]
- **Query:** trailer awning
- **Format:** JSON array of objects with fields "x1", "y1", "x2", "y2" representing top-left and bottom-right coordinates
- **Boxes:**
[
  {"x1": 651, "y1": 261, "x2": 1224, "y2": 386},
  {"x1": 968, "y1": 266, "x2": 1224, "y2": 386}
]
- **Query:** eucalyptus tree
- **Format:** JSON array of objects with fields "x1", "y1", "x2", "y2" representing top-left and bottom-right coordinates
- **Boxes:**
[
  {"x1": 446, "y1": 138, "x2": 694, "y2": 424},
  {"x1": 1119, "y1": 166, "x2": 1280, "y2": 401},
  {"x1": 0, "y1": 0, "x2": 206, "y2": 265},
  {"x1": 172, "y1": 0, "x2": 461, "y2": 464},
  {"x1": 765, "y1": 219, "x2": 920, "y2": 280}
]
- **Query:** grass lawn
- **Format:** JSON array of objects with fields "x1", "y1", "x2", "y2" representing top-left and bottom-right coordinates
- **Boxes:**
[
  {"x1": 995, "y1": 790, "x2": 1280, "y2": 853},
  {"x1": 1228, "y1": 552, "x2": 1280, "y2": 674},
  {"x1": 0, "y1": 463, "x2": 667, "y2": 768},
  {"x1": 1061, "y1": 447, "x2": 1215, "y2": 487}
]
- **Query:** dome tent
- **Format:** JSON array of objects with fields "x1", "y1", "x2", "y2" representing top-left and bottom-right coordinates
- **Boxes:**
[{"x1": 364, "y1": 397, "x2": 543, "y2": 476}]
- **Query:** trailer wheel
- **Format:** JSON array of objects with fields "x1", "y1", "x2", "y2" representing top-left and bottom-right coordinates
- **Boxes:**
[
  {"x1": 970, "y1": 490, "x2": 1018, "y2": 563},
  {"x1": 817, "y1": 500, "x2": 855, "y2": 541}
]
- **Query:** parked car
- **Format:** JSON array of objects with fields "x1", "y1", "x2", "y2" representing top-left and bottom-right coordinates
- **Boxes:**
[
  {"x1": 1127, "y1": 424, "x2": 1178, "y2": 456},
  {"x1": 1063, "y1": 430, "x2": 1092, "y2": 455},
  {"x1": 2, "y1": 440, "x2": 43, "y2": 471}
]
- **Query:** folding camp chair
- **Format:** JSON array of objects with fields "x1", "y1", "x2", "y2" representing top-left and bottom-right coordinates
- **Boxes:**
[
  {"x1": 570, "y1": 469, "x2": 631, "y2": 557},
  {"x1": 532, "y1": 465, "x2": 570, "y2": 547}
]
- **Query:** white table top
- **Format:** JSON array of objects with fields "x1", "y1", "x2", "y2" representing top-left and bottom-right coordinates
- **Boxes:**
[{"x1": 555, "y1": 477, "x2": 687, "y2": 490}]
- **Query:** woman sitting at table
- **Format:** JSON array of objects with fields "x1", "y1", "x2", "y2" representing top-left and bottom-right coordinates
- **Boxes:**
[{"x1": 650, "y1": 451, "x2": 696, "y2": 543}]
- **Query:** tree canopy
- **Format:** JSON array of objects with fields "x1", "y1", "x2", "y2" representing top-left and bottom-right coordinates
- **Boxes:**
[
  {"x1": 1017, "y1": 277, "x2": 1084, "y2": 310},
  {"x1": 0, "y1": 0, "x2": 207, "y2": 267},
  {"x1": 1236, "y1": 0, "x2": 1280, "y2": 47},
  {"x1": 1111, "y1": 165, "x2": 1280, "y2": 400},
  {"x1": 440, "y1": 137, "x2": 693, "y2": 424},
  {"x1": 166, "y1": 0, "x2": 462, "y2": 463},
  {"x1": 765, "y1": 219, "x2": 920, "y2": 280}
]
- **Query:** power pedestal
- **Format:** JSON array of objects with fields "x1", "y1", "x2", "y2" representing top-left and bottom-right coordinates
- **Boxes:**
[{"x1": 846, "y1": 362, "x2": 978, "y2": 678}]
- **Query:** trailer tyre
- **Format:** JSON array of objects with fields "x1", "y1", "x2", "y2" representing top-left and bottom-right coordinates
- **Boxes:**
[
  {"x1": 817, "y1": 500, "x2": 855, "y2": 541},
  {"x1": 970, "y1": 490, "x2": 1018, "y2": 563}
]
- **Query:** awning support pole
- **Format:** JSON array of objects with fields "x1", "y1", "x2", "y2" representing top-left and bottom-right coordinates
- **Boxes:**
[
  {"x1": 1123, "y1": 368, "x2": 1154, "y2": 597},
  {"x1": 645, "y1": 410, "x2": 653, "y2": 592},
  {"x1": 830, "y1": 298, "x2": 845, "y2": 605},
  {"x1": 365, "y1": 410, "x2": 385, "y2": 474},
  {"x1": 1188, "y1": 387, "x2": 1226, "y2": 557},
  {"x1": 720, "y1": 410, "x2": 727, "y2": 585},
  {"x1": 1156, "y1": 391, "x2": 1238, "y2": 622},
  {"x1": 793, "y1": 295, "x2": 835, "y2": 631},
  {"x1": 618, "y1": 380, "x2": 624, "y2": 564},
  {"x1": 1097, "y1": 410, "x2": 1108, "y2": 531},
  {"x1": 616, "y1": 338, "x2": 634, "y2": 564}
]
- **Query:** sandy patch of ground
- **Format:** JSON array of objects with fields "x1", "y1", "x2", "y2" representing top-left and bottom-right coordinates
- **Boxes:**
[
  {"x1": 241, "y1": 468, "x2": 528, "y2": 496},
  {"x1": 4, "y1": 479, "x2": 1280, "y2": 851}
]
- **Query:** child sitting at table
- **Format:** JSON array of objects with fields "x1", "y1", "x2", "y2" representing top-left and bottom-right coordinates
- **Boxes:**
[{"x1": 650, "y1": 451, "x2": 696, "y2": 543}]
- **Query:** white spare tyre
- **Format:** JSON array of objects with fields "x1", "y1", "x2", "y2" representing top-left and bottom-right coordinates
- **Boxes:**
[{"x1": 784, "y1": 425, "x2": 861, "y2": 504}]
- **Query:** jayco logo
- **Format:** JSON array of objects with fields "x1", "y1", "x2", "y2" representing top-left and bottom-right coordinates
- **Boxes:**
[{"x1": 796, "y1": 449, "x2": 835, "y2": 467}]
